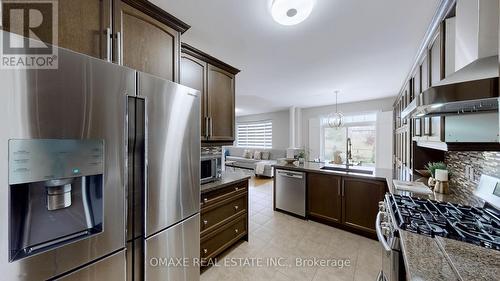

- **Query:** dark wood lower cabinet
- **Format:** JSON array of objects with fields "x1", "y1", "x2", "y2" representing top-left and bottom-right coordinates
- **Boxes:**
[
  {"x1": 342, "y1": 177, "x2": 386, "y2": 234},
  {"x1": 307, "y1": 173, "x2": 342, "y2": 223},
  {"x1": 305, "y1": 171, "x2": 387, "y2": 238},
  {"x1": 200, "y1": 179, "x2": 249, "y2": 269}
]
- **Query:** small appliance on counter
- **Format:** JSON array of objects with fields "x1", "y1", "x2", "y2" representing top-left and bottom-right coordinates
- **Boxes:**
[{"x1": 201, "y1": 146, "x2": 222, "y2": 184}]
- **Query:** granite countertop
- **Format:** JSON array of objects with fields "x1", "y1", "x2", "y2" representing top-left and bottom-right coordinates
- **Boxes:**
[
  {"x1": 390, "y1": 169, "x2": 498, "y2": 281},
  {"x1": 273, "y1": 161, "x2": 393, "y2": 182},
  {"x1": 274, "y1": 162, "x2": 498, "y2": 281},
  {"x1": 200, "y1": 171, "x2": 251, "y2": 194}
]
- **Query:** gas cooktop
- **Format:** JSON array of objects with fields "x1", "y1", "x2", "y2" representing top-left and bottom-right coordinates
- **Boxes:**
[{"x1": 387, "y1": 194, "x2": 500, "y2": 251}]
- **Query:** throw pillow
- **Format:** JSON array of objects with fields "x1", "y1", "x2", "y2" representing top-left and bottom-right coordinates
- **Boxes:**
[
  {"x1": 254, "y1": 151, "x2": 262, "y2": 160},
  {"x1": 261, "y1": 151, "x2": 270, "y2": 160},
  {"x1": 243, "y1": 149, "x2": 252, "y2": 159}
]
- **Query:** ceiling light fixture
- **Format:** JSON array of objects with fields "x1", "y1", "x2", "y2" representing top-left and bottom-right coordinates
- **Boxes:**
[
  {"x1": 270, "y1": 0, "x2": 315, "y2": 26},
  {"x1": 327, "y1": 91, "x2": 344, "y2": 128}
]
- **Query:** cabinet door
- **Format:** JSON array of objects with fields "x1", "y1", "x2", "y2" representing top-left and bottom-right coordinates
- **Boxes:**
[
  {"x1": 5, "y1": 0, "x2": 111, "y2": 60},
  {"x1": 181, "y1": 53, "x2": 208, "y2": 140},
  {"x1": 115, "y1": 1, "x2": 180, "y2": 81},
  {"x1": 307, "y1": 173, "x2": 342, "y2": 223},
  {"x1": 421, "y1": 54, "x2": 430, "y2": 92},
  {"x1": 430, "y1": 32, "x2": 443, "y2": 86},
  {"x1": 429, "y1": 117, "x2": 444, "y2": 142},
  {"x1": 207, "y1": 64, "x2": 235, "y2": 141},
  {"x1": 342, "y1": 178, "x2": 385, "y2": 233},
  {"x1": 413, "y1": 68, "x2": 421, "y2": 96}
]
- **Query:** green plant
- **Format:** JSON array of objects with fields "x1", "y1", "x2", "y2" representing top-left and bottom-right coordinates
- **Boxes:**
[
  {"x1": 298, "y1": 151, "x2": 306, "y2": 159},
  {"x1": 425, "y1": 162, "x2": 447, "y2": 178}
]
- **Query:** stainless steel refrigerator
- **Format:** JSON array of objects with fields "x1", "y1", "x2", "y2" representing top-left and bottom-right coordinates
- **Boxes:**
[
  {"x1": 126, "y1": 70, "x2": 201, "y2": 281},
  {"x1": 0, "y1": 31, "x2": 200, "y2": 281}
]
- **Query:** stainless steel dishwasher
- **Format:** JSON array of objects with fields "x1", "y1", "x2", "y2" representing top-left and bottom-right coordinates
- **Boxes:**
[{"x1": 275, "y1": 169, "x2": 306, "y2": 217}]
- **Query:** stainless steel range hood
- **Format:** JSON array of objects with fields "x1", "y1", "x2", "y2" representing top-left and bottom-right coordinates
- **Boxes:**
[
  {"x1": 401, "y1": 0, "x2": 499, "y2": 119},
  {"x1": 401, "y1": 55, "x2": 499, "y2": 119}
]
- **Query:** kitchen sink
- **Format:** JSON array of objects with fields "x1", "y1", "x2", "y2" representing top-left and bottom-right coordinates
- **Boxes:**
[{"x1": 320, "y1": 166, "x2": 374, "y2": 175}]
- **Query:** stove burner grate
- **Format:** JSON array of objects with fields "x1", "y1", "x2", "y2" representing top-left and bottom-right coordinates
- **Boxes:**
[{"x1": 388, "y1": 194, "x2": 500, "y2": 251}]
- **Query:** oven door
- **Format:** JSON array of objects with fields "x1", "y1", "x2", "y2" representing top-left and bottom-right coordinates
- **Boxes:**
[
  {"x1": 376, "y1": 211, "x2": 399, "y2": 281},
  {"x1": 201, "y1": 158, "x2": 216, "y2": 184}
]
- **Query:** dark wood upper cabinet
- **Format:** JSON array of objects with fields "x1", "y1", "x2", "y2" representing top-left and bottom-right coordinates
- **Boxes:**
[
  {"x1": 413, "y1": 68, "x2": 421, "y2": 96},
  {"x1": 115, "y1": 0, "x2": 189, "y2": 81},
  {"x1": 430, "y1": 31, "x2": 443, "y2": 86},
  {"x1": 4, "y1": 0, "x2": 112, "y2": 60},
  {"x1": 9, "y1": 0, "x2": 190, "y2": 78},
  {"x1": 181, "y1": 43, "x2": 240, "y2": 143},
  {"x1": 207, "y1": 65, "x2": 235, "y2": 141},
  {"x1": 307, "y1": 173, "x2": 342, "y2": 223},
  {"x1": 180, "y1": 53, "x2": 208, "y2": 139},
  {"x1": 421, "y1": 54, "x2": 430, "y2": 92},
  {"x1": 342, "y1": 178, "x2": 385, "y2": 234},
  {"x1": 59, "y1": 0, "x2": 112, "y2": 60}
]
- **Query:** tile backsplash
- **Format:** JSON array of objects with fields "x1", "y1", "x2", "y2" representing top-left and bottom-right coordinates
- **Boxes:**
[{"x1": 445, "y1": 151, "x2": 500, "y2": 204}]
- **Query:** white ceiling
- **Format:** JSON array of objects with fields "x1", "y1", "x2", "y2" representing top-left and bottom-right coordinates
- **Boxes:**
[{"x1": 152, "y1": 0, "x2": 440, "y2": 116}]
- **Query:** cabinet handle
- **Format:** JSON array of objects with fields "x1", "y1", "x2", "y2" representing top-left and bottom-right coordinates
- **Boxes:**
[
  {"x1": 235, "y1": 187, "x2": 239, "y2": 191},
  {"x1": 205, "y1": 117, "x2": 209, "y2": 139},
  {"x1": 234, "y1": 229, "x2": 239, "y2": 234},
  {"x1": 203, "y1": 248, "x2": 208, "y2": 254},
  {"x1": 209, "y1": 117, "x2": 213, "y2": 138},
  {"x1": 203, "y1": 220, "x2": 208, "y2": 225},
  {"x1": 116, "y1": 32, "x2": 122, "y2": 65},
  {"x1": 105, "y1": 28, "x2": 111, "y2": 62},
  {"x1": 203, "y1": 198, "x2": 208, "y2": 203},
  {"x1": 234, "y1": 205, "x2": 239, "y2": 211},
  {"x1": 338, "y1": 185, "x2": 341, "y2": 196},
  {"x1": 342, "y1": 181, "x2": 345, "y2": 197}
]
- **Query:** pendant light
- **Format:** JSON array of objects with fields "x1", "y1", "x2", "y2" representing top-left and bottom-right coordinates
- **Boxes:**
[{"x1": 327, "y1": 91, "x2": 344, "y2": 128}]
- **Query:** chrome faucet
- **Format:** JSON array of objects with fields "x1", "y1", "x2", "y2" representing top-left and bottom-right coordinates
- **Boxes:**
[{"x1": 346, "y1": 137, "x2": 353, "y2": 167}]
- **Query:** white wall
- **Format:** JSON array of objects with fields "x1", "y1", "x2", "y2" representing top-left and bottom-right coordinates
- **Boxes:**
[
  {"x1": 376, "y1": 111, "x2": 394, "y2": 169},
  {"x1": 236, "y1": 110, "x2": 290, "y2": 150},
  {"x1": 301, "y1": 97, "x2": 395, "y2": 169},
  {"x1": 237, "y1": 97, "x2": 395, "y2": 169}
]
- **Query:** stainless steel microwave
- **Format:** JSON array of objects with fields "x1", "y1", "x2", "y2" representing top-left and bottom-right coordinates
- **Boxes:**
[{"x1": 201, "y1": 153, "x2": 222, "y2": 184}]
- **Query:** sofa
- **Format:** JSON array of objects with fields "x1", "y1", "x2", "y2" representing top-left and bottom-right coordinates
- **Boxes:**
[{"x1": 223, "y1": 146, "x2": 286, "y2": 177}]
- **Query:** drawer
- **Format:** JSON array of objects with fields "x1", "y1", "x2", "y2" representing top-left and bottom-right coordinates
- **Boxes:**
[
  {"x1": 200, "y1": 215, "x2": 247, "y2": 260},
  {"x1": 201, "y1": 181, "x2": 248, "y2": 208},
  {"x1": 201, "y1": 194, "x2": 247, "y2": 235}
]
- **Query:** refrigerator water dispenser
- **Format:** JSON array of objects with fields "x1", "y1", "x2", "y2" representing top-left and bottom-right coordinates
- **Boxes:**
[{"x1": 8, "y1": 139, "x2": 105, "y2": 262}]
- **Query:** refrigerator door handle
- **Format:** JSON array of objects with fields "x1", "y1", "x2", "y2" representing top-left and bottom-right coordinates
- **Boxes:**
[
  {"x1": 105, "y1": 28, "x2": 112, "y2": 62},
  {"x1": 116, "y1": 32, "x2": 122, "y2": 65},
  {"x1": 140, "y1": 95, "x2": 148, "y2": 236}
]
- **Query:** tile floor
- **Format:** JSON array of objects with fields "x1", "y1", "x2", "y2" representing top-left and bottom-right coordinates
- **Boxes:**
[{"x1": 201, "y1": 175, "x2": 382, "y2": 281}]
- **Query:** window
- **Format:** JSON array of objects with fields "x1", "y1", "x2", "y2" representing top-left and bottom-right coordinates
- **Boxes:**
[
  {"x1": 321, "y1": 113, "x2": 376, "y2": 167},
  {"x1": 236, "y1": 121, "x2": 272, "y2": 148}
]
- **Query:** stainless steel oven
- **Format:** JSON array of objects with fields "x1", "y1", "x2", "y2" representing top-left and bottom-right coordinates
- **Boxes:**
[
  {"x1": 201, "y1": 153, "x2": 222, "y2": 184},
  {"x1": 376, "y1": 196, "x2": 403, "y2": 281}
]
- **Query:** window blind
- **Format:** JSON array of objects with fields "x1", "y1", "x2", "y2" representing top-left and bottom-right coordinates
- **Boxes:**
[{"x1": 236, "y1": 121, "x2": 272, "y2": 148}]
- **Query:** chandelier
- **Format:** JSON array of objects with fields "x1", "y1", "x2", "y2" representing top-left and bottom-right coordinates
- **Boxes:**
[{"x1": 327, "y1": 91, "x2": 344, "y2": 128}]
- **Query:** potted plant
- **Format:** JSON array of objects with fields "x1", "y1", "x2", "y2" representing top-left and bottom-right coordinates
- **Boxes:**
[
  {"x1": 297, "y1": 151, "x2": 306, "y2": 164},
  {"x1": 425, "y1": 162, "x2": 448, "y2": 188}
]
